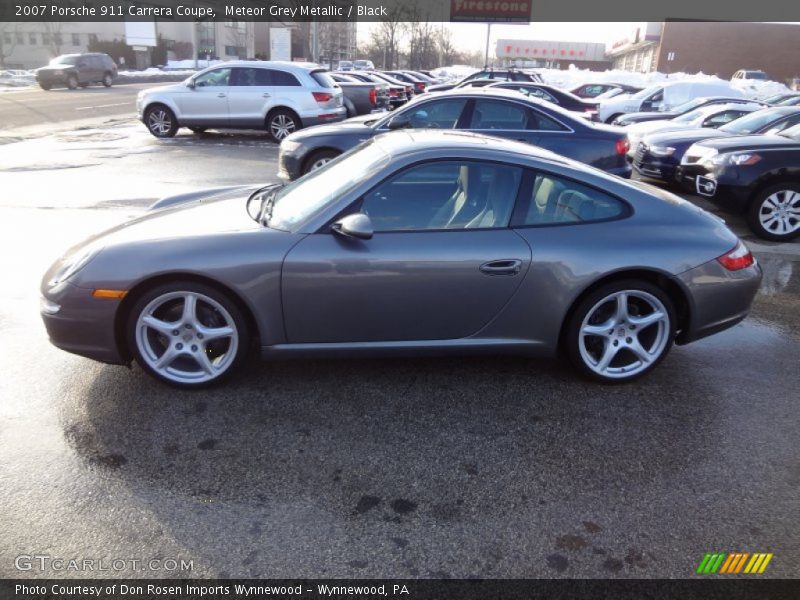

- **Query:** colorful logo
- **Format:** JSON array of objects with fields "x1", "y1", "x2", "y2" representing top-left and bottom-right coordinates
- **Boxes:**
[{"x1": 696, "y1": 552, "x2": 773, "y2": 574}]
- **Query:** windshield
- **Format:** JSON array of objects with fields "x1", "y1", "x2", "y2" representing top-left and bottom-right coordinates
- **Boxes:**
[
  {"x1": 672, "y1": 97, "x2": 710, "y2": 113},
  {"x1": 719, "y1": 109, "x2": 785, "y2": 134},
  {"x1": 778, "y1": 123, "x2": 800, "y2": 140},
  {"x1": 595, "y1": 88, "x2": 624, "y2": 99},
  {"x1": 267, "y1": 142, "x2": 390, "y2": 231},
  {"x1": 631, "y1": 85, "x2": 662, "y2": 100},
  {"x1": 745, "y1": 72, "x2": 768, "y2": 80},
  {"x1": 50, "y1": 55, "x2": 78, "y2": 66},
  {"x1": 672, "y1": 106, "x2": 717, "y2": 125}
]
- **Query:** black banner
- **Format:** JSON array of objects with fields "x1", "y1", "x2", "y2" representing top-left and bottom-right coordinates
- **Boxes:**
[
  {"x1": 3, "y1": 0, "x2": 800, "y2": 22},
  {"x1": 2, "y1": 579, "x2": 800, "y2": 600}
]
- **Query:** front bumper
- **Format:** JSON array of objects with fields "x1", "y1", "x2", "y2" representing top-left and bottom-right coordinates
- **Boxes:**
[
  {"x1": 302, "y1": 107, "x2": 347, "y2": 128},
  {"x1": 676, "y1": 257, "x2": 762, "y2": 345},
  {"x1": 675, "y1": 165, "x2": 751, "y2": 212},
  {"x1": 40, "y1": 282, "x2": 125, "y2": 365}
]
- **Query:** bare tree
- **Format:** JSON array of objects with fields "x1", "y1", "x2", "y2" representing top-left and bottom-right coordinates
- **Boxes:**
[
  {"x1": 225, "y1": 21, "x2": 248, "y2": 59},
  {"x1": 42, "y1": 22, "x2": 64, "y2": 57},
  {"x1": 0, "y1": 23, "x2": 20, "y2": 68}
]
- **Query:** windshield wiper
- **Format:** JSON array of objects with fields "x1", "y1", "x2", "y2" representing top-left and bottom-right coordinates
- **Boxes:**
[{"x1": 246, "y1": 184, "x2": 284, "y2": 225}]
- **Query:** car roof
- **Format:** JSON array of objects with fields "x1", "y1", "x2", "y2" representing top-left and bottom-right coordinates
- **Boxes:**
[{"x1": 208, "y1": 60, "x2": 322, "y2": 72}]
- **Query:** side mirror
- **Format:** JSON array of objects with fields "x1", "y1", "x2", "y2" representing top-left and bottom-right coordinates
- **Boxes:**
[
  {"x1": 186, "y1": 79, "x2": 196, "y2": 89},
  {"x1": 331, "y1": 213, "x2": 373, "y2": 240},
  {"x1": 387, "y1": 114, "x2": 410, "y2": 130}
]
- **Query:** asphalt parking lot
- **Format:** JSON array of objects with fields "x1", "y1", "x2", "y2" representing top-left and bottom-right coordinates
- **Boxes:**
[{"x1": 0, "y1": 120, "x2": 798, "y2": 578}]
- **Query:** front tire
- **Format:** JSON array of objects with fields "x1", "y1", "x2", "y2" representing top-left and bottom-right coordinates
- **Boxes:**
[
  {"x1": 303, "y1": 149, "x2": 340, "y2": 174},
  {"x1": 102, "y1": 72, "x2": 113, "y2": 87},
  {"x1": 267, "y1": 109, "x2": 299, "y2": 143},
  {"x1": 127, "y1": 282, "x2": 250, "y2": 388},
  {"x1": 566, "y1": 280, "x2": 675, "y2": 383},
  {"x1": 39, "y1": 82, "x2": 52, "y2": 91},
  {"x1": 746, "y1": 183, "x2": 800, "y2": 241},
  {"x1": 67, "y1": 75, "x2": 78, "y2": 90},
  {"x1": 144, "y1": 104, "x2": 179, "y2": 138}
]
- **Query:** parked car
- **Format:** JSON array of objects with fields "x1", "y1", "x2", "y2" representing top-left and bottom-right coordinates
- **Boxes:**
[
  {"x1": 677, "y1": 124, "x2": 800, "y2": 240},
  {"x1": 277, "y1": 89, "x2": 631, "y2": 179},
  {"x1": 343, "y1": 71, "x2": 408, "y2": 107},
  {"x1": 136, "y1": 61, "x2": 346, "y2": 141},
  {"x1": 626, "y1": 102, "x2": 763, "y2": 159},
  {"x1": 614, "y1": 96, "x2": 766, "y2": 126},
  {"x1": 426, "y1": 69, "x2": 543, "y2": 93},
  {"x1": 383, "y1": 71, "x2": 429, "y2": 94},
  {"x1": 486, "y1": 81, "x2": 599, "y2": 119},
  {"x1": 731, "y1": 69, "x2": 770, "y2": 86},
  {"x1": 571, "y1": 83, "x2": 641, "y2": 99},
  {"x1": 634, "y1": 106, "x2": 800, "y2": 185},
  {"x1": 403, "y1": 70, "x2": 443, "y2": 85},
  {"x1": 775, "y1": 95, "x2": 800, "y2": 107},
  {"x1": 353, "y1": 60, "x2": 375, "y2": 71},
  {"x1": 598, "y1": 81, "x2": 745, "y2": 124},
  {"x1": 40, "y1": 130, "x2": 761, "y2": 388},
  {"x1": 328, "y1": 73, "x2": 390, "y2": 116},
  {"x1": 367, "y1": 71, "x2": 416, "y2": 99},
  {"x1": 36, "y1": 53, "x2": 117, "y2": 90},
  {"x1": 337, "y1": 60, "x2": 354, "y2": 71},
  {"x1": 762, "y1": 92, "x2": 800, "y2": 105}
]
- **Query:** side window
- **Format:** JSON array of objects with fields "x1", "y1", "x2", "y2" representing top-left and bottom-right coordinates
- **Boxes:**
[
  {"x1": 525, "y1": 87, "x2": 556, "y2": 103},
  {"x1": 704, "y1": 110, "x2": 743, "y2": 127},
  {"x1": 270, "y1": 70, "x2": 301, "y2": 86},
  {"x1": 650, "y1": 90, "x2": 664, "y2": 103},
  {"x1": 404, "y1": 99, "x2": 466, "y2": 129},
  {"x1": 528, "y1": 108, "x2": 568, "y2": 131},
  {"x1": 470, "y1": 99, "x2": 529, "y2": 130},
  {"x1": 518, "y1": 172, "x2": 626, "y2": 226},
  {"x1": 231, "y1": 68, "x2": 272, "y2": 86},
  {"x1": 360, "y1": 161, "x2": 522, "y2": 232},
  {"x1": 763, "y1": 115, "x2": 800, "y2": 134},
  {"x1": 194, "y1": 68, "x2": 232, "y2": 87}
]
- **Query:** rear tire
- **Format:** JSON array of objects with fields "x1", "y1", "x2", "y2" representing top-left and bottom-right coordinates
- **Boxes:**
[
  {"x1": 67, "y1": 75, "x2": 78, "y2": 90},
  {"x1": 267, "y1": 109, "x2": 300, "y2": 143},
  {"x1": 746, "y1": 183, "x2": 800, "y2": 241},
  {"x1": 144, "y1": 104, "x2": 179, "y2": 138},
  {"x1": 127, "y1": 281, "x2": 250, "y2": 389},
  {"x1": 303, "y1": 149, "x2": 340, "y2": 174},
  {"x1": 39, "y1": 82, "x2": 51, "y2": 91},
  {"x1": 565, "y1": 280, "x2": 676, "y2": 383}
]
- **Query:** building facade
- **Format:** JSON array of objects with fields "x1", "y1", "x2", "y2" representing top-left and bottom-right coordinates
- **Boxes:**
[
  {"x1": 610, "y1": 22, "x2": 800, "y2": 83},
  {"x1": 495, "y1": 39, "x2": 611, "y2": 70}
]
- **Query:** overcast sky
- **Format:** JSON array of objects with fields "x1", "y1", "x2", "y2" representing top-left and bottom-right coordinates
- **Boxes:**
[{"x1": 357, "y1": 22, "x2": 641, "y2": 54}]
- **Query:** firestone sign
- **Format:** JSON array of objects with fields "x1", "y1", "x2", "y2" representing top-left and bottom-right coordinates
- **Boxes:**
[{"x1": 450, "y1": 0, "x2": 532, "y2": 22}]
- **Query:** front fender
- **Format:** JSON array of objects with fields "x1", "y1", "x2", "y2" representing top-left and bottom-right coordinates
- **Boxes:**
[{"x1": 148, "y1": 184, "x2": 265, "y2": 211}]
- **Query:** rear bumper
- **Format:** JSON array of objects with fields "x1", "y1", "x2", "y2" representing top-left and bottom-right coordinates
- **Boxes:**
[
  {"x1": 676, "y1": 258, "x2": 762, "y2": 345},
  {"x1": 302, "y1": 108, "x2": 347, "y2": 127}
]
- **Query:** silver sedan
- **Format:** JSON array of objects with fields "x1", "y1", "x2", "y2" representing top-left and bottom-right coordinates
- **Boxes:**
[{"x1": 40, "y1": 131, "x2": 761, "y2": 387}]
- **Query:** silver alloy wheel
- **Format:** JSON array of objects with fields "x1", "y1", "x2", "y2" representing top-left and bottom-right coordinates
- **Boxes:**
[
  {"x1": 758, "y1": 189, "x2": 800, "y2": 236},
  {"x1": 135, "y1": 291, "x2": 238, "y2": 384},
  {"x1": 270, "y1": 114, "x2": 296, "y2": 140},
  {"x1": 309, "y1": 157, "x2": 332, "y2": 171},
  {"x1": 147, "y1": 109, "x2": 172, "y2": 136},
  {"x1": 578, "y1": 290, "x2": 670, "y2": 379}
]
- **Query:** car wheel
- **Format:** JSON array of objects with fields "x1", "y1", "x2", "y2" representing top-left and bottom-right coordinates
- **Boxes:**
[
  {"x1": 39, "y1": 82, "x2": 51, "y2": 91},
  {"x1": 103, "y1": 72, "x2": 113, "y2": 87},
  {"x1": 267, "y1": 109, "x2": 299, "y2": 143},
  {"x1": 144, "y1": 105, "x2": 179, "y2": 138},
  {"x1": 566, "y1": 280, "x2": 675, "y2": 383},
  {"x1": 304, "y1": 149, "x2": 340, "y2": 174},
  {"x1": 67, "y1": 75, "x2": 78, "y2": 90},
  {"x1": 746, "y1": 184, "x2": 800, "y2": 241},
  {"x1": 189, "y1": 127, "x2": 207, "y2": 135},
  {"x1": 128, "y1": 282, "x2": 250, "y2": 388}
]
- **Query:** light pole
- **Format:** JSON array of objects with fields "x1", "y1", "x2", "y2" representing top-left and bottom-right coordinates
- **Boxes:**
[{"x1": 484, "y1": 23, "x2": 492, "y2": 68}]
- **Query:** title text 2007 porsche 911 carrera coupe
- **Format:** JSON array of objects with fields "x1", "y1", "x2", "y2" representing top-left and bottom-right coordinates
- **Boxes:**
[{"x1": 41, "y1": 131, "x2": 761, "y2": 388}]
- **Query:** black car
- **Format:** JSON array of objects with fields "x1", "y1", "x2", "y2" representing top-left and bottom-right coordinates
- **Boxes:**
[
  {"x1": 426, "y1": 69, "x2": 543, "y2": 93},
  {"x1": 571, "y1": 83, "x2": 641, "y2": 99},
  {"x1": 277, "y1": 89, "x2": 631, "y2": 180},
  {"x1": 614, "y1": 96, "x2": 766, "y2": 126},
  {"x1": 36, "y1": 53, "x2": 117, "y2": 90},
  {"x1": 487, "y1": 82, "x2": 599, "y2": 118},
  {"x1": 383, "y1": 71, "x2": 429, "y2": 94},
  {"x1": 342, "y1": 71, "x2": 408, "y2": 107},
  {"x1": 676, "y1": 125, "x2": 800, "y2": 241},
  {"x1": 632, "y1": 106, "x2": 800, "y2": 185}
]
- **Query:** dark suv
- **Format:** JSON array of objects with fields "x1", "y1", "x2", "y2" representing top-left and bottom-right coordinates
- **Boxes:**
[{"x1": 36, "y1": 53, "x2": 117, "y2": 90}]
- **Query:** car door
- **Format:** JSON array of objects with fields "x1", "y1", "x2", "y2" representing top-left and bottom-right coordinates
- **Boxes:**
[
  {"x1": 280, "y1": 160, "x2": 532, "y2": 343},
  {"x1": 227, "y1": 67, "x2": 274, "y2": 127},
  {"x1": 174, "y1": 67, "x2": 232, "y2": 126},
  {"x1": 463, "y1": 98, "x2": 542, "y2": 145}
]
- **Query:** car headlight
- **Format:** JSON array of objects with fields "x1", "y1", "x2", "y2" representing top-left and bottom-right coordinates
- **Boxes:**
[
  {"x1": 649, "y1": 145, "x2": 675, "y2": 157},
  {"x1": 711, "y1": 152, "x2": 762, "y2": 166},
  {"x1": 681, "y1": 146, "x2": 717, "y2": 165},
  {"x1": 47, "y1": 246, "x2": 102, "y2": 288},
  {"x1": 280, "y1": 139, "x2": 302, "y2": 153}
]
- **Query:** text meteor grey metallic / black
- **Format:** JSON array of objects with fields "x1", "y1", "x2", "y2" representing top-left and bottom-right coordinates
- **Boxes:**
[{"x1": 40, "y1": 131, "x2": 761, "y2": 388}]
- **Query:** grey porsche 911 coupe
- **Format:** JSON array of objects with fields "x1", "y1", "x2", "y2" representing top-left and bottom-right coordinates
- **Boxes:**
[{"x1": 41, "y1": 131, "x2": 761, "y2": 388}]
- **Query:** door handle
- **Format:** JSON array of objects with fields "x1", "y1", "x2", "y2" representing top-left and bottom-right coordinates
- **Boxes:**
[
  {"x1": 262, "y1": 92, "x2": 271, "y2": 98},
  {"x1": 217, "y1": 93, "x2": 226, "y2": 98},
  {"x1": 479, "y1": 259, "x2": 522, "y2": 276}
]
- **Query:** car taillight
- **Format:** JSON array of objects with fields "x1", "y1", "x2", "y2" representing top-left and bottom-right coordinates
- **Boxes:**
[
  {"x1": 312, "y1": 92, "x2": 332, "y2": 103},
  {"x1": 369, "y1": 87, "x2": 377, "y2": 105},
  {"x1": 415, "y1": 82, "x2": 426, "y2": 92},
  {"x1": 388, "y1": 88, "x2": 398, "y2": 97},
  {"x1": 405, "y1": 85, "x2": 413, "y2": 95},
  {"x1": 716, "y1": 241, "x2": 755, "y2": 271},
  {"x1": 615, "y1": 137, "x2": 630, "y2": 155}
]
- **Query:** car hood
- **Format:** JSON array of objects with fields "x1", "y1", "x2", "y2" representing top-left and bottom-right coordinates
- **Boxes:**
[
  {"x1": 630, "y1": 120, "x2": 689, "y2": 135},
  {"x1": 622, "y1": 111, "x2": 679, "y2": 123},
  {"x1": 141, "y1": 82, "x2": 190, "y2": 95},
  {"x1": 643, "y1": 128, "x2": 728, "y2": 146},
  {"x1": 426, "y1": 83, "x2": 456, "y2": 92},
  {"x1": 691, "y1": 133, "x2": 800, "y2": 152},
  {"x1": 284, "y1": 118, "x2": 377, "y2": 142}
]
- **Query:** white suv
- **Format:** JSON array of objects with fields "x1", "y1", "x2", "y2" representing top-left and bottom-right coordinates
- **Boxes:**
[{"x1": 137, "y1": 61, "x2": 346, "y2": 141}]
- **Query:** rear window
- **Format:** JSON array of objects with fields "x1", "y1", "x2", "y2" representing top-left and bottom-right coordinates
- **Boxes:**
[
  {"x1": 272, "y1": 70, "x2": 301, "y2": 86},
  {"x1": 311, "y1": 70, "x2": 336, "y2": 88}
]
